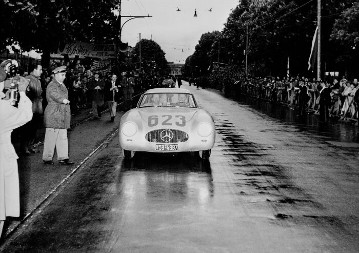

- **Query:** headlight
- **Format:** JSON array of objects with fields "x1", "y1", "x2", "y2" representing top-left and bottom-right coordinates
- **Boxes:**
[
  {"x1": 197, "y1": 122, "x2": 213, "y2": 137},
  {"x1": 122, "y1": 121, "x2": 137, "y2": 137}
]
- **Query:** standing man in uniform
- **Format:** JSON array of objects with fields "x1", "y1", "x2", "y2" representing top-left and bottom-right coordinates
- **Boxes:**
[
  {"x1": 0, "y1": 69, "x2": 33, "y2": 238},
  {"x1": 42, "y1": 66, "x2": 74, "y2": 165},
  {"x1": 104, "y1": 74, "x2": 120, "y2": 122}
]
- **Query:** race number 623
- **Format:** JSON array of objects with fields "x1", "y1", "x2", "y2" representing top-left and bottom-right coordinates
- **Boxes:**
[{"x1": 148, "y1": 115, "x2": 185, "y2": 127}]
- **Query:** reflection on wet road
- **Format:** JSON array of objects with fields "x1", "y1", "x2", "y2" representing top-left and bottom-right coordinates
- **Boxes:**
[{"x1": 2, "y1": 84, "x2": 359, "y2": 252}]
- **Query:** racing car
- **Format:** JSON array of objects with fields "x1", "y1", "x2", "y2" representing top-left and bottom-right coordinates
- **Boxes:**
[{"x1": 119, "y1": 88, "x2": 215, "y2": 160}]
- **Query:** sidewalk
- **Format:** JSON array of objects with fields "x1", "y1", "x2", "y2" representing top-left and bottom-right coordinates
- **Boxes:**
[{"x1": 4, "y1": 105, "x2": 123, "y2": 239}]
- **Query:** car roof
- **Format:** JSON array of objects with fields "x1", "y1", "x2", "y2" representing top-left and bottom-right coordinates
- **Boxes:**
[{"x1": 145, "y1": 88, "x2": 191, "y2": 94}]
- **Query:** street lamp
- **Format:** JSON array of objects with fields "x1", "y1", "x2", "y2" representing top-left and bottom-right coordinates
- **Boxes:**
[
  {"x1": 115, "y1": 0, "x2": 152, "y2": 43},
  {"x1": 119, "y1": 14, "x2": 152, "y2": 42},
  {"x1": 114, "y1": 0, "x2": 151, "y2": 72}
]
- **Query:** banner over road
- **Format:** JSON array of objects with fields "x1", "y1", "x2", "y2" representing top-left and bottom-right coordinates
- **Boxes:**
[{"x1": 58, "y1": 42, "x2": 116, "y2": 59}]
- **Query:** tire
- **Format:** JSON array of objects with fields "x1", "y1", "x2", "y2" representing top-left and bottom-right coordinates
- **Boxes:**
[
  {"x1": 123, "y1": 150, "x2": 134, "y2": 160},
  {"x1": 199, "y1": 150, "x2": 211, "y2": 160},
  {"x1": 191, "y1": 151, "x2": 199, "y2": 158}
]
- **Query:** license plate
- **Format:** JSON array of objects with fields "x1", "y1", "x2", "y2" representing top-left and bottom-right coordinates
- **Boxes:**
[{"x1": 155, "y1": 144, "x2": 178, "y2": 151}]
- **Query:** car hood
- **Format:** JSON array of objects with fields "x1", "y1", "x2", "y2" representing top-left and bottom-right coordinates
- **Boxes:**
[{"x1": 138, "y1": 107, "x2": 198, "y2": 123}]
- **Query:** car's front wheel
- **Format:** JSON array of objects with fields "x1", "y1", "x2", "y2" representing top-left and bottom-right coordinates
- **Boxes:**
[
  {"x1": 123, "y1": 150, "x2": 135, "y2": 160},
  {"x1": 198, "y1": 150, "x2": 211, "y2": 160}
]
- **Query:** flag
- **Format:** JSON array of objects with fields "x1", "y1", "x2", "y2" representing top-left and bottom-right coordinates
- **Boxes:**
[{"x1": 308, "y1": 26, "x2": 318, "y2": 71}]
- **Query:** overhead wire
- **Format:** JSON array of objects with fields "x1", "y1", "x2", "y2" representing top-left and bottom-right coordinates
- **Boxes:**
[{"x1": 253, "y1": 0, "x2": 315, "y2": 28}]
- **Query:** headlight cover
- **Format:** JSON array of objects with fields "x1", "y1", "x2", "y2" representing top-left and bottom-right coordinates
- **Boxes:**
[
  {"x1": 197, "y1": 122, "x2": 213, "y2": 137},
  {"x1": 122, "y1": 121, "x2": 138, "y2": 137}
]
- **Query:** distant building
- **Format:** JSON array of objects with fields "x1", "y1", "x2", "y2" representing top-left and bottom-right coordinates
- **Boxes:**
[{"x1": 168, "y1": 62, "x2": 184, "y2": 76}]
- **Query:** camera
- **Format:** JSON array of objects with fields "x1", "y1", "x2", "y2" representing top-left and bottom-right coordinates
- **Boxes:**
[
  {"x1": 3, "y1": 77, "x2": 20, "y2": 106},
  {"x1": 1, "y1": 59, "x2": 20, "y2": 106}
]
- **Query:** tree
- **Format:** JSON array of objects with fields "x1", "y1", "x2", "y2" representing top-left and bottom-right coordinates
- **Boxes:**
[
  {"x1": 184, "y1": 31, "x2": 220, "y2": 77},
  {"x1": 203, "y1": 0, "x2": 358, "y2": 77},
  {"x1": 132, "y1": 39, "x2": 168, "y2": 76},
  {"x1": 330, "y1": 1, "x2": 359, "y2": 76},
  {"x1": 329, "y1": 0, "x2": 359, "y2": 48},
  {"x1": 0, "y1": 0, "x2": 119, "y2": 67}
]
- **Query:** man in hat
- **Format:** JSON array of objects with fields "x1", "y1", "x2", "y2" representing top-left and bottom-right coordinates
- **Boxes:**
[
  {"x1": 42, "y1": 66, "x2": 74, "y2": 165},
  {"x1": 0, "y1": 70, "x2": 33, "y2": 238}
]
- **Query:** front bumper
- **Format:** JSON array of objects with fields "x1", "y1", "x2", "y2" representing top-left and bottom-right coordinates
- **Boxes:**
[{"x1": 119, "y1": 133, "x2": 215, "y2": 153}]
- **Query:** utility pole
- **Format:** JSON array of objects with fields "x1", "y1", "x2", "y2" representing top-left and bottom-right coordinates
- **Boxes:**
[
  {"x1": 317, "y1": 0, "x2": 321, "y2": 80},
  {"x1": 118, "y1": 0, "x2": 122, "y2": 40},
  {"x1": 115, "y1": 0, "x2": 152, "y2": 67},
  {"x1": 217, "y1": 39, "x2": 220, "y2": 63},
  {"x1": 139, "y1": 33, "x2": 142, "y2": 73},
  {"x1": 245, "y1": 23, "x2": 249, "y2": 77}
]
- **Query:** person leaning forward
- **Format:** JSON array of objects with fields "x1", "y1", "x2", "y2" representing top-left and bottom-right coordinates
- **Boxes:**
[
  {"x1": 42, "y1": 66, "x2": 74, "y2": 165},
  {"x1": 0, "y1": 72, "x2": 33, "y2": 238}
]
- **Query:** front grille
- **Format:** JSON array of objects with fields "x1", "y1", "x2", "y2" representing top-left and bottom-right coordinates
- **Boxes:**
[{"x1": 146, "y1": 129, "x2": 189, "y2": 143}]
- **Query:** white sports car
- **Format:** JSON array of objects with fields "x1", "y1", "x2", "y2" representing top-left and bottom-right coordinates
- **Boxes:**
[{"x1": 119, "y1": 88, "x2": 215, "y2": 160}]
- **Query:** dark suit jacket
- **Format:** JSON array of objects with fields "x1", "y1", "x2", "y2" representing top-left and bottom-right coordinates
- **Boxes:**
[
  {"x1": 89, "y1": 78, "x2": 105, "y2": 105},
  {"x1": 104, "y1": 79, "x2": 121, "y2": 102}
]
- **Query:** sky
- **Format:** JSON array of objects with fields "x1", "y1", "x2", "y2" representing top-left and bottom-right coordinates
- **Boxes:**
[
  {"x1": 120, "y1": 0, "x2": 240, "y2": 64},
  {"x1": 14, "y1": 0, "x2": 239, "y2": 62}
]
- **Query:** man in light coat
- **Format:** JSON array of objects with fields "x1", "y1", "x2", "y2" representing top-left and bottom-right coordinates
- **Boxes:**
[
  {"x1": 42, "y1": 66, "x2": 74, "y2": 165},
  {"x1": 0, "y1": 70, "x2": 33, "y2": 238},
  {"x1": 104, "y1": 74, "x2": 120, "y2": 122}
]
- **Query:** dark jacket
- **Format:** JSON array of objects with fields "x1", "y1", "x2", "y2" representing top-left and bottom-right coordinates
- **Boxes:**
[
  {"x1": 89, "y1": 78, "x2": 105, "y2": 105},
  {"x1": 44, "y1": 79, "x2": 71, "y2": 129},
  {"x1": 26, "y1": 74, "x2": 43, "y2": 114},
  {"x1": 104, "y1": 79, "x2": 121, "y2": 102},
  {"x1": 319, "y1": 87, "x2": 332, "y2": 106}
]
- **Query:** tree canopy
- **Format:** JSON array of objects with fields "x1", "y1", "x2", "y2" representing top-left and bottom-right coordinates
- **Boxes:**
[
  {"x1": 0, "y1": 0, "x2": 119, "y2": 66},
  {"x1": 185, "y1": 0, "x2": 359, "y2": 78},
  {"x1": 132, "y1": 39, "x2": 169, "y2": 76}
]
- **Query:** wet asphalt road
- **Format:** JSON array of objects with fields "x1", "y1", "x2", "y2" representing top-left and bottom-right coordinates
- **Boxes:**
[{"x1": 1, "y1": 83, "x2": 359, "y2": 252}]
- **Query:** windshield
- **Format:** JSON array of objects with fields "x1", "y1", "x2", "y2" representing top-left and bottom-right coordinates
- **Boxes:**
[{"x1": 139, "y1": 93, "x2": 197, "y2": 108}]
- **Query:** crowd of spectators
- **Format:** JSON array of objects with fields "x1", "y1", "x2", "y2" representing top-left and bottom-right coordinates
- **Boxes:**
[
  {"x1": 8, "y1": 59, "x2": 183, "y2": 156},
  {"x1": 193, "y1": 72, "x2": 358, "y2": 124},
  {"x1": 234, "y1": 76, "x2": 357, "y2": 121}
]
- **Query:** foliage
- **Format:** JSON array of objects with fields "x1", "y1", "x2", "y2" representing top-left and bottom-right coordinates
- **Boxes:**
[
  {"x1": 0, "y1": 0, "x2": 118, "y2": 58},
  {"x1": 334, "y1": 4, "x2": 359, "y2": 42},
  {"x1": 207, "y1": 65, "x2": 242, "y2": 93},
  {"x1": 330, "y1": 1, "x2": 359, "y2": 72},
  {"x1": 185, "y1": 0, "x2": 359, "y2": 78},
  {"x1": 132, "y1": 39, "x2": 169, "y2": 76},
  {"x1": 184, "y1": 31, "x2": 220, "y2": 77}
]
